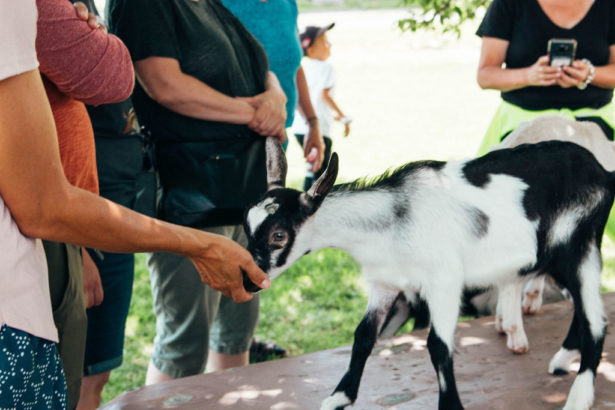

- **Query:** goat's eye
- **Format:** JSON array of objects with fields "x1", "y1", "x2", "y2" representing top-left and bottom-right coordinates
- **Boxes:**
[{"x1": 270, "y1": 231, "x2": 287, "y2": 244}]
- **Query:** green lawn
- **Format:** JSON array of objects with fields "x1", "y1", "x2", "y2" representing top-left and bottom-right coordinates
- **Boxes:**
[{"x1": 101, "y1": 8, "x2": 615, "y2": 405}]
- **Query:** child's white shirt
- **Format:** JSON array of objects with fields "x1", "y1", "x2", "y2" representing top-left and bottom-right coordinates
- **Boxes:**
[{"x1": 293, "y1": 58, "x2": 335, "y2": 136}]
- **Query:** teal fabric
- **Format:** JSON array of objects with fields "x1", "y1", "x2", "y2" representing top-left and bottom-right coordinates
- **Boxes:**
[
  {"x1": 0, "y1": 325, "x2": 68, "y2": 409},
  {"x1": 222, "y1": 0, "x2": 302, "y2": 127}
]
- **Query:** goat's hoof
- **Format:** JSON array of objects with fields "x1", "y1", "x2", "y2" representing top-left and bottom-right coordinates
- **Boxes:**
[
  {"x1": 495, "y1": 315, "x2": 505, "y2": 334},
  {"x1": 522, "y1": 292, "x2": 542, "y2": 315},
  {"x1": 506, "y1": 330, "x2": 529, "y2": 354},
  {"x1": 549, "y1": 347, "x2": 581, "y2": 375},
  {"x1": 321, "y1": 392, "x2": 352, "y2": 410},
  {"x1": 551, "y1": 368, "x2": 568, "y2": 376}
]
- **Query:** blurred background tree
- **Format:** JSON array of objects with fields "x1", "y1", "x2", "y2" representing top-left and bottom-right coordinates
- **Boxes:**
[{"x1": 398, "y1": 0, "x2": 491, "y2": 35}]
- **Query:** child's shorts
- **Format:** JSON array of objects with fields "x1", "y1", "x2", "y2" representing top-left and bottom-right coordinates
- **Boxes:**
[{"x1": 0, "y1": 325, "x2": 67, "y2": 409}]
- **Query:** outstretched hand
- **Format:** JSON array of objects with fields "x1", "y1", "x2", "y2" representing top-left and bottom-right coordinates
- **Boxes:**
[
  {"x1": 187, "y1": 232, "x2": 270, "y2": 303},
  {"x1": 526, "y1": 55, "x2": 560, "y2": 86}
]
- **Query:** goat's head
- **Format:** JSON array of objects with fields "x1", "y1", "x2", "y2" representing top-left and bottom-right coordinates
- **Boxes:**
[{"x1": 242, "y1": 137, "x2": 338, "y2": 290}]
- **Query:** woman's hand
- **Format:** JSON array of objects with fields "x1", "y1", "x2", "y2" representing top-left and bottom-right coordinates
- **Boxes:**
[
  {"x1": 73, "y1": 1, "x2": 107, "y2": 34},
  {"x1": 237, "y1": 88, "x2": 287, "y2": 140},
  {"x1": 186, "y1": 232, "x2": 270, "y2": 303},
  {"x1": 526, "y1": 55, "x2": 560, "y2": 86},
  {"x1": 82, "y1": 248, "x2": 103, "y2": 308},
  {"x1": 558, "y1": 59, "x2": 591, "y2": 88}
]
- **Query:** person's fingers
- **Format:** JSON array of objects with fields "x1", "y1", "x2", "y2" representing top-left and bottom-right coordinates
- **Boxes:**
[
  {"x1": 95, "y1": 284, "x2": 104, "y2": 306},
  {"x1": 87, "y1": 13, "x2": 99, "y2": 29},
  {"x1": 242, "y1": 256, "x2": 270, "y2": 290},
  {"x1": 73, "y1": 2, "x2": 89, "y2": 20},
  {"x1": 236, "y1": 96, "x2": 257, "y2": 107},
  {"x1": 230, "y1": 287, "x2": 253, "y2": 303},
  {"x1": 562, "y1": 66, "x2": 585, "y2": 81},
  {"x1": 306, "y1": 147, "x2": 318, "y2": 163},
  {"x1": 536, "y1": 55, "x2": 550, "y2": 65},
  {"x1": 84, "y1": 290, "x2": 93, "y2": 309}
]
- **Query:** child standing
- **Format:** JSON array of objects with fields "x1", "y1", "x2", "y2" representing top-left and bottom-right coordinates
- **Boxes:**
[{"x1": 293, "y1": 23, "x2": 350, "y2": 190}]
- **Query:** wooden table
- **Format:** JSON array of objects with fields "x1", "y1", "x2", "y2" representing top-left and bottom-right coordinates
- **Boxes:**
[{"x1": 102, "y1": 293, "x2": 615, "y2": 409}]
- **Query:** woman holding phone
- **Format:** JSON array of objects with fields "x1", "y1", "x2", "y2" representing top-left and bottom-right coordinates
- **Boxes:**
[{"x1": 476, "y1": 0, "x2": 615, "y2": 151}]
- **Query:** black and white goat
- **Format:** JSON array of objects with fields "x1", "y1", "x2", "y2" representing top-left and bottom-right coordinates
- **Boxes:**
[
  {"x1": 243, "y1": 137, "x2": 612, "y2": 410},
  {"x1": 490, "y1": 116, "x2": 615, "y2": 354}
]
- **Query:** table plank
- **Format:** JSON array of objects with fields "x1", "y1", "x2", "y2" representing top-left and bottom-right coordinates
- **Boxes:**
[{"x1": 103, "y1": 293, "x2": 615, "y2": 409}]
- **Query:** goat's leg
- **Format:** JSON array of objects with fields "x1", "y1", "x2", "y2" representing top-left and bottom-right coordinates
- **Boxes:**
[
  {"x1": 498, "y1": 281, "x2": 529, "y2": 354},
  {"x1": 522, "y1": 276, "x2": 545, "y2": 315},
  {"x1": 549, "y1": 313, "x2": 581, "y2": 375},
  {"x1": 320, "y1": 287, "x2": 398, "y2": 410},
  {"x1": 560, "y1": 245, "x2": 606, "y2": 410},
  {"x1": 425, "y1": 284, "x2": 464, "y2": 410}
]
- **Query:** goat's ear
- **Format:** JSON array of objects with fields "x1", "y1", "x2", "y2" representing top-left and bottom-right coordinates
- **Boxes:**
[
  {"x1": 266, "y1": 136, "x2": 287, "y2": 190},
  {"x1": 302, "y1": 153, "x2": 339, "y2": 210}
]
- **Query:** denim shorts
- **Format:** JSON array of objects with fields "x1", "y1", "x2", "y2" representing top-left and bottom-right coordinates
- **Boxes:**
[
  {"x1": 147, "y1": 225, "x2": 259, "y2": 378},
  {"x1": 0, "y1": 325, "x2": 68, "y2": 409}
]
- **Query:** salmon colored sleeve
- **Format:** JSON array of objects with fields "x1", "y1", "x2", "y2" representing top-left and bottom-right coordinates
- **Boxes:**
[{"x1": 35, "y1": 0, "x2": 134, "y2": 106}]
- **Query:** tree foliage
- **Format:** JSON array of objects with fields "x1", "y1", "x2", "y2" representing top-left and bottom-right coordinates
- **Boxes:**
[{"x1": 398, "y1": 0, "x2": 492, "y2": 36}]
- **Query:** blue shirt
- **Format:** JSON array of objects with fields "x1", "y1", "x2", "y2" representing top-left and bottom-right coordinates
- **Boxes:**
[{"x1": 222, "y1": 0, "x2": 303, "y2": 127}]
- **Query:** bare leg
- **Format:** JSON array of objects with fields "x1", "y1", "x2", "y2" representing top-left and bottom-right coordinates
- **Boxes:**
[
  {"x1": 205, "y1": 351, "x2": 249, "y2": 372},
  {"x1": 145, "y1": 361, "x2": 174, "y2": 385},
  {"x1": 76, "y1": 371, "x2": 110, "y2": 410}
]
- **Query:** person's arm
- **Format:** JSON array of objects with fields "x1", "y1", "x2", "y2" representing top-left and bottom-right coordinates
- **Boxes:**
[
  {"x1": 35, "y1": 0, "x2": 133, "y2": 105},
  {"x1": 477, "y1": 37, "x2": 560, "y2": 91},
  {"x1": 135, "y1": 56, "x2": 255, "y2": 125},
  {"x1": 0, "y1": 69, "x2": 269, "y2": 303},
  {"x1": 296, "y1": 66, "x2": 324, "y2": 170}
]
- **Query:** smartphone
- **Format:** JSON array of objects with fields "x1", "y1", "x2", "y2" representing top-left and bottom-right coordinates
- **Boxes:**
[{"x1": 547, "y1": 38, "x2": 577, "y2": 67}]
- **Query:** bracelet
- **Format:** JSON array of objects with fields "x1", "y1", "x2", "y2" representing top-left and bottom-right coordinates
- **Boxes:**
[
  {"x1": 577, "y1": 59, "x2": 595, "y2": 90},
  {"x1": 339, "y1": 116, "x2": 352, "y2": 125},
  {"x1": 306, "y1": 116, "x2": 318, "y2": 125}
]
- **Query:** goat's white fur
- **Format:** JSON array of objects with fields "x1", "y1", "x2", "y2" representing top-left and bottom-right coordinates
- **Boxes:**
[
  {"x1": 549, "y1": 347, "x2": 581, "y2": 374},
  {"x1": 320, "y1": 392, "x2": 351, "y2": 410},
  {"x1": 563, "y1": 370, "x2": 595, "y2": 410}
]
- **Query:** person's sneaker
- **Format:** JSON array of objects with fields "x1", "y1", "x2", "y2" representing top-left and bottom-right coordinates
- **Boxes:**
[{"x1": 249, "y1": 338, "x2": 287, "y2": 363}]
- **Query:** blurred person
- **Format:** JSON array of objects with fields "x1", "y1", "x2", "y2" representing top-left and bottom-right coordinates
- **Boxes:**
[
  {"x1": 476, "y1": 0, "x2": 615, "y2": 238},
  {"x1": 0, "y1": 2, "x2": 269, "y2": 408},
  {"x1": 106, "y1": 0, "x2": 287, "y2": 384},
  {"x1": 476, "y1": 0, "x2": 615, "y2": 149},
  {"x1": 56, "y1": 3, "x2": 158, "y2": 409},
  {"x1": 35, "y1": 0, "x2": 135, "y2": 406},
  {"x1": 293, "y1": 23, "x2": 351, "y2": 190},
  {"x1": 220, "y1": 0, "x2": 324, "y2": 363}
]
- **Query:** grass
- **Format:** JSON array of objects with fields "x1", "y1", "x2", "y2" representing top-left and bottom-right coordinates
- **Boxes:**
[{"x1": 101, "y1": 7, "x2": 615, "y2": 405}]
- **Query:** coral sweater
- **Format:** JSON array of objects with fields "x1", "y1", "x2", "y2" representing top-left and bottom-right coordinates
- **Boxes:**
[{"x1": 36, "y1": 0, "x2": 134, "y2": 193}]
